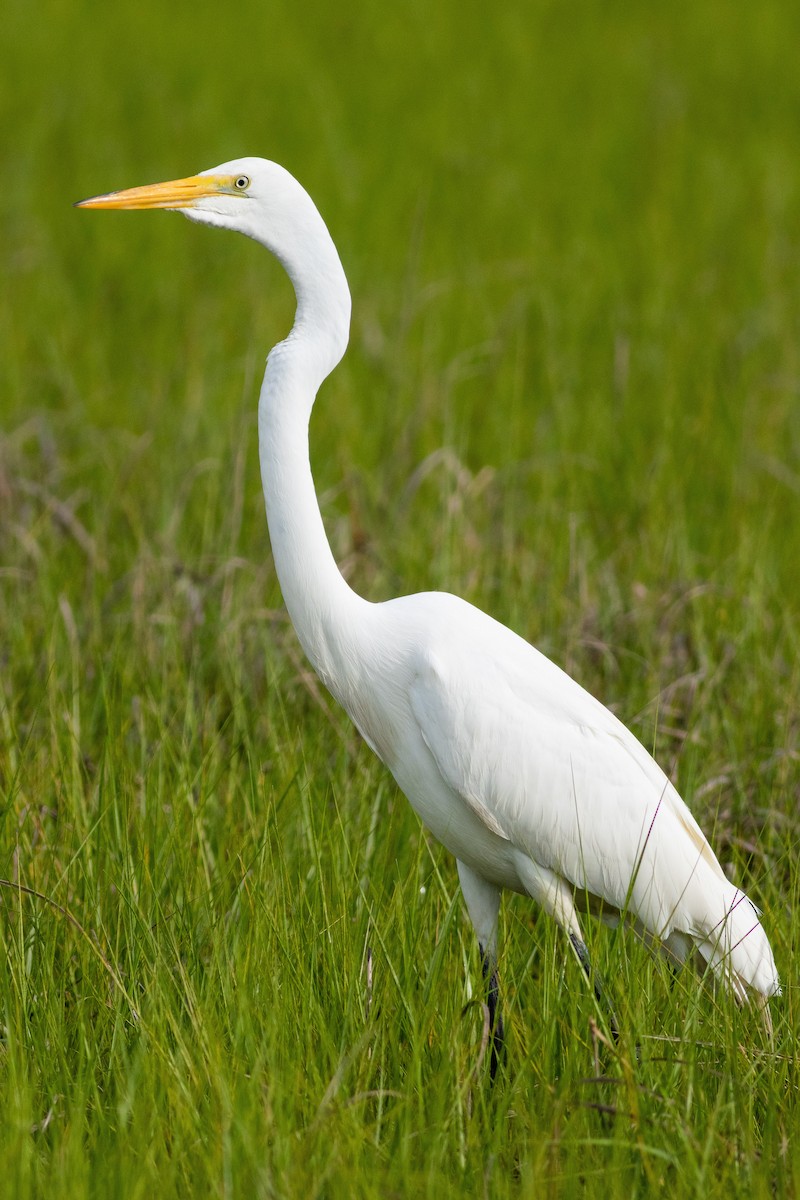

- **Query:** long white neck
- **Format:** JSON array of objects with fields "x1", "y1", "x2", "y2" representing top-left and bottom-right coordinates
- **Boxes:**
[{"x1": 256, "y1": 218, "x2": 368, "y2": 693}]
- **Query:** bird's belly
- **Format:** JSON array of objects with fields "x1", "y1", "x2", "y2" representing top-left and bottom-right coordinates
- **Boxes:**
[
  {"x1": 338, "y1": 670, "x2": 521, "y2": 890},
  {"x1": 386, "y1": 735, "x2": 522, "y2": 893}
]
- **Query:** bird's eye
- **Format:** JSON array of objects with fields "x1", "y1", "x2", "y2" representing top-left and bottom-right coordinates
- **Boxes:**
[{"x1": 234, "y1": 176, "x2": 250, "y2": 191}]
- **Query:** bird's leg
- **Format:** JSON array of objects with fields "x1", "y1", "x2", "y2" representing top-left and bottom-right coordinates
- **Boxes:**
[
  {"x1": 511, "y1": 853, "x2": 620, "y2": 1042},
  {"x1": 457, "y1": 861, "x2": 504, "y2": 1079},
  {"x1": 568, "y1": 932, "x2": 619, "y2": 1042},
  {"x1": 480, "y1": 943, "x2": 505, "y2": 1080}
]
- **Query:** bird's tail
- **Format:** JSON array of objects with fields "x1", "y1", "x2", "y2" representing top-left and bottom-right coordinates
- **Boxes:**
[{"x1": 690, "y1": 883, "x2": 780, "y2": 1030}]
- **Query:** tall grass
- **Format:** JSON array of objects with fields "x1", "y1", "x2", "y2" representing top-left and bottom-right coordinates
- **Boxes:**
[{"x1": 1, "y1": 0, "x2": 799, "y2": 1194}]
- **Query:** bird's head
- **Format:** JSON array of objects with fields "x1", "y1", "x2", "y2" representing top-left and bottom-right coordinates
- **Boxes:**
[
  {"x1": 77, "y1": 156, "x2": 351, "y2": 372},
  {"x1": 76, "y1": 156, "x2": 334, "y2": 266}
]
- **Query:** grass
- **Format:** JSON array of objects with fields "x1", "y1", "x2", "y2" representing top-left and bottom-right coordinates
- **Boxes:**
[{"x1": 1, "y1": 0, "x2": 800, "y2": 1194}]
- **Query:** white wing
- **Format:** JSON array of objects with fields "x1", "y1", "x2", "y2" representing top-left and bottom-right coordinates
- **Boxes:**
[{"x1": 400, "y1": 593, "x2": 778, "y2": 998}]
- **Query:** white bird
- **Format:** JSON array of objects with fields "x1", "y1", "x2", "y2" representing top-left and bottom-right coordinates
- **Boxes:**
[{"x1": 77, "y1": 158, "x2": 780, "y2": 1068}]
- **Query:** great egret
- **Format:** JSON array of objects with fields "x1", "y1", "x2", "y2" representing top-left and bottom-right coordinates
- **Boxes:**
[{"x1": 77, "y1": 158, "x2": 780, "y2": 1070}]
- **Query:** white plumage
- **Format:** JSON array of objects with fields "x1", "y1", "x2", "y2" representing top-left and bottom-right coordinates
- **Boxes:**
[{"x1": 78, "y1": 157, "x2": 779, "y2": 1052}]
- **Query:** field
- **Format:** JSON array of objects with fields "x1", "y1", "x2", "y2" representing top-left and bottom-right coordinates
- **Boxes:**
[{"x1": 1, "y1": 1, "x2": 799, "y2": 1195}]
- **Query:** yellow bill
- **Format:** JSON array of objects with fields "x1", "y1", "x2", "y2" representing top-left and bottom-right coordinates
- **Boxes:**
[{"x1": 75, "y1": 174, "x2": 231, "y2": 211}]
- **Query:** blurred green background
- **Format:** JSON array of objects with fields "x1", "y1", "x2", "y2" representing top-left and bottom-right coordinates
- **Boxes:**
[
  {"x1": 4, "y1": 0, "x2": 800, "y2": 586},
  {"x1": 2, "y1": 1, "x2": 800, "y2": 1196}
]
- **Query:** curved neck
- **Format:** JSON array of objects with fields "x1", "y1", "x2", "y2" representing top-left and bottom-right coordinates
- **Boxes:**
[{"x1": 257, "y1": 253, "x2": 365, "y2": 694}]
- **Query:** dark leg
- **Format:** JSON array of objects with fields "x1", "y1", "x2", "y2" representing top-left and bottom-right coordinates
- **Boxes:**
[
  {"x1": 480, "y1": 944, "x2": 505, "y2": 1080},
  {"x1": 569, "y1": 933, "x2": 619, "y2": 1041},
  {"x1": 456, "y1": 863, "x2": 504, "y2": 1079}
]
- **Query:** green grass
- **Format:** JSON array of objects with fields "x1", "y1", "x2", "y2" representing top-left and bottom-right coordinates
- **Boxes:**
[{"x1": 2, "y1": 0, "x2": 800, "y2": 1195}]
